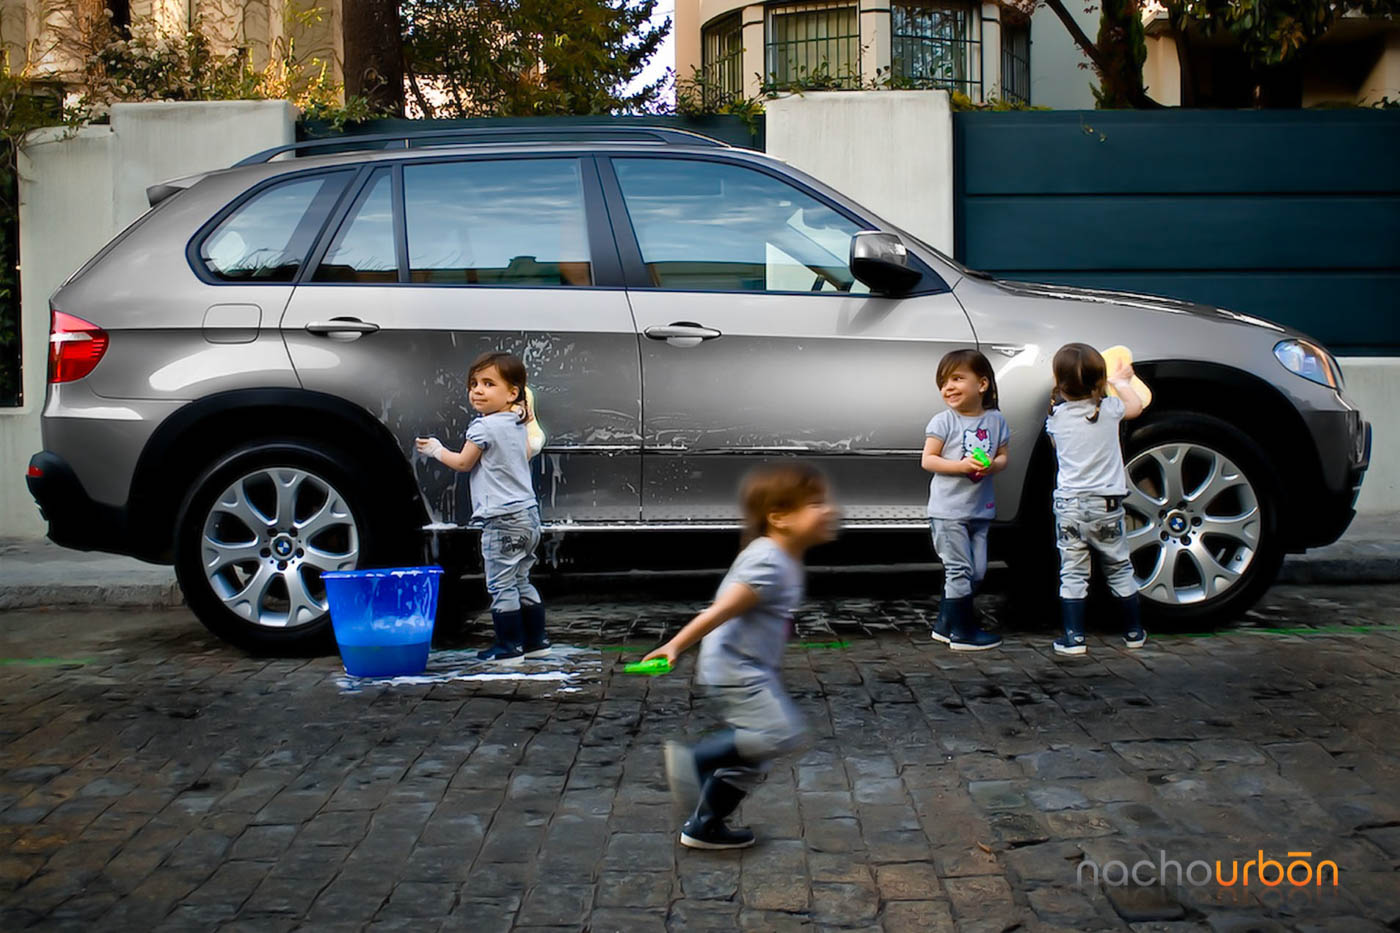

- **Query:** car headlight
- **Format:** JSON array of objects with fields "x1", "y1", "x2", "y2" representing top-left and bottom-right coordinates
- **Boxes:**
[{"x1": 1274, "y1": 339, "x2": 1342, "y2": 389}]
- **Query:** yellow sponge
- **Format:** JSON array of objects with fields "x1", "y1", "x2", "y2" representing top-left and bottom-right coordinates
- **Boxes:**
[{"x1": 1101, "y1": 345, "x2": 1152, "y2": 409}]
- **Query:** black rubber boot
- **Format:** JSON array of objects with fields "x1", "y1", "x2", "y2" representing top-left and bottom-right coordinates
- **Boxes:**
[
  {"x1": 665, "y1": 731, "x2": 749, "y2": 814},
  {"x1": 478, "y1": 610, "x2": 524, "y2": 663},
  {"x1": 1054, "y1": 598, "x2": 1088, "y2": 656},
  {"x1": 947, "y1": 596, "x2": 1002, "y2": 651},
  {"x1": 680, "y1": 777, "x2": 754, "y2": 850},
  {"x1": 1117, "y1": 593, "x2": 1146, "y2": 648},
  {"x1": 521, "y1": 602, "x2": 550, "y2": 658}
]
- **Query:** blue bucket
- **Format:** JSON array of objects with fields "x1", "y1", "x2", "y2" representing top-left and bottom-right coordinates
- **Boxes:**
[{"x1": 322, "y1": 566, "x2": 444, "y2": 677}]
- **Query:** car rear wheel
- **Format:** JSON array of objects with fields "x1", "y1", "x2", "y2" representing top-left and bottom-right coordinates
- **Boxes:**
[
  {"x1": 175, "y1": 441, "x2": 398, "y2": 653},
  {"x1": 1123, "y1": 413, "x2": 1282, "y2": 627}
]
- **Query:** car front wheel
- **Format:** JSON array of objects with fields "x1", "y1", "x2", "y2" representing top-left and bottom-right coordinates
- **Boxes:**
[{"x1": 1122, "y1": 413, "x2": 1282, "y2": 627}]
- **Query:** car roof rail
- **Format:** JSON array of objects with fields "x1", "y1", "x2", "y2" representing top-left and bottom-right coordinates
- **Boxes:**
[{"x1": 233, "y1": 125, "x2": 730, "y2": 166}]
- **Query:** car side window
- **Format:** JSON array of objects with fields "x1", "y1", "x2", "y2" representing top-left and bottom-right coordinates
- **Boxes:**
[
  {"x1": 199, "y1": 172, "x2": 350, "y2": 282},
  {"x1": 313, "y1": 169, "x2": 396, "y2": 283},
  {"x1": 612, "y1": 158, "x2": 871, "y2": 295},
  {"x1": 403, "y1": 158, "x2": 593, "y2": 287}
]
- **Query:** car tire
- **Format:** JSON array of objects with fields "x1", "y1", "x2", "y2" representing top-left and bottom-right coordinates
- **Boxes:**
[
  {"x1": 1122, "y1": 412, "x2": 1282, "y2": 629},
  {"x1": 175, "y1": 439, "x2": 411, "y2": 655}
]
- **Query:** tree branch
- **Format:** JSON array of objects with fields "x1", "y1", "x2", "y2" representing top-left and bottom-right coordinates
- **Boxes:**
[
  {"x1": 1041, "y1": 0, "x2": 1162, "y2": 108},
  {"x1": 1041, "y1": 0, "x2": 1114, "y2": 76}
]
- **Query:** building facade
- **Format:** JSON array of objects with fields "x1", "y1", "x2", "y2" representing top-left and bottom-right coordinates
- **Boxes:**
[
  {"x1": 676, "y1": 1, "x2": 1400, "y2": 110},
  {"x1": 675, "y1": 0, "x2": 1034, "y2": 106},
  {"x1": 0, "y1": 0, "x2": 342, "y2": 93}
]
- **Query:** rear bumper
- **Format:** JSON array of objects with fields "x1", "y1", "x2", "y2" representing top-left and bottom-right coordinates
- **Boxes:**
[{"x1": 26, "y1": 451, "x2": 135, "y2": 556}]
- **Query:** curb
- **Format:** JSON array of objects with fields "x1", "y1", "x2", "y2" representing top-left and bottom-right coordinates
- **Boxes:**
[{"x1": 0, "y1": 583, "x2": 185, "y2": 612}]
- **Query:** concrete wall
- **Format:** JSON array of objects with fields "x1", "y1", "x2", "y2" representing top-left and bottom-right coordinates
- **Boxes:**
[
  {"x1": 765, "y1": 90, "x2": 954, "y2": 254},
  {"x1": 1, "y1": 101, "x2": 295, "y2": 538},
  {"x1": 1028, "y1": 2, "x2": 1098, "y2": 109}
]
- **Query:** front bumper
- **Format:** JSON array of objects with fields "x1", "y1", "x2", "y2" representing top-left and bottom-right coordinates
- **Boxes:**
[
  {"x1": 1295, "y1": 410, "x2": 1370, "y2": 549},
  {"x1": 26, "y1": 451, "x2": 134, "y2": 555}
]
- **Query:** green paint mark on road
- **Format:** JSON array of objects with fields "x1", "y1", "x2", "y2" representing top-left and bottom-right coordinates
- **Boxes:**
[{"x1": 0, "y1": 657, "x2": 93, "y2": 666}]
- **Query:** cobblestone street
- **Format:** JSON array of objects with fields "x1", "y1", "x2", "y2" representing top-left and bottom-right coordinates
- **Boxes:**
[{"x1": 2, "y1": 581, "x2": 1398, "y2": 932}]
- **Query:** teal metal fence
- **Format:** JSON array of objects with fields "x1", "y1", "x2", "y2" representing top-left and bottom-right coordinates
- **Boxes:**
[{"x1": 953, "y1": 110, "x2": 1400, "y2": 354}]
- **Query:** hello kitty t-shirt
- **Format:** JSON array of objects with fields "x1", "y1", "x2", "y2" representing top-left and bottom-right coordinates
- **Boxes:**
[{"x1": 924, "y1": 409, "x2": 1011, "y2": 521}]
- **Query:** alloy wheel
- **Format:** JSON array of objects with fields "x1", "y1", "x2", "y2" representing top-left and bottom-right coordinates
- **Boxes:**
[
  {"x1": 200, "y1": 467, "x2": 359, "y2": 628},
  {"x1": 1123, "y1": 443, "x2": 1261, "y2": 606}
]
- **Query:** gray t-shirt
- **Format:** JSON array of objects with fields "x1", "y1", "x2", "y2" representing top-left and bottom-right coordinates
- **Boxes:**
[
  {"x1": 1045, "y1": 396, "x2": 1128, "y2": 495},
  {"x1": 697, "y1": 537, "x2": 804, "y2": 686},
  {"x1": 464, "y1": 411, "x2": 536, "y2": 520},
  {"x1": 925, "y1": 409, "x2": 1011, "y2": 520}
]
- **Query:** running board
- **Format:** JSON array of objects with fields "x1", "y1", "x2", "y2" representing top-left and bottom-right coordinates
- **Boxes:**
[{"x1": 422, "y1": 519, "x2": 934, "y2": 534}]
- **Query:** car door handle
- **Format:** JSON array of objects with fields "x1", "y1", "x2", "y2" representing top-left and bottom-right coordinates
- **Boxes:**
[
  {"x1": 305, "y1": 318, "x2": 381, "y2": 336},
  {"x1": 644, "y1": 323, "x2": 722, "y2": 346}
]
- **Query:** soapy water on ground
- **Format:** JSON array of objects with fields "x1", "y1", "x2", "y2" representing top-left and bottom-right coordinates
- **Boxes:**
[{"x1": 335, "y1": 643, "x2": 600, "y2": 693}]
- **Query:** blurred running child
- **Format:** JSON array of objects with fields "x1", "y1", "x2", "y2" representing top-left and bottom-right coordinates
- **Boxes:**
[{"x1": 643, "y1": 464, "x2": 838, "y2": 849}]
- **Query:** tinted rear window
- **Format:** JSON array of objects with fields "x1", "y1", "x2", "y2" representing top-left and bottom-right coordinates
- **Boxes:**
[{"x1": 199, "y1": 172, "x2": 351, "y2": 282}]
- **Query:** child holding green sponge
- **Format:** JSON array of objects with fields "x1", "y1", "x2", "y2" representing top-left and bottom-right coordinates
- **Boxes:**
[{"x1": 640, "y1": 464, "x2": 838, "y2": 849}]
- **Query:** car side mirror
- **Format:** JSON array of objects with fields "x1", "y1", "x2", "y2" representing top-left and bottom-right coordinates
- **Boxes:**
[{"x1": 850, "y1": 231, "x2": 922, "y2": 296}]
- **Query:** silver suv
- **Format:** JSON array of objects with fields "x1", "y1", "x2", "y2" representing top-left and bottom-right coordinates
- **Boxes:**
[{"x1": 27, "y1": 127, "x2": 1370, "y2": 652}]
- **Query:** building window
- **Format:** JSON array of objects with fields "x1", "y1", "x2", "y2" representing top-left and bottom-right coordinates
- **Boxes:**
[
  {"x1": 766, "y1": 2, "x2": 861, "y2": 90},
  {"x1": 701, "y1": 13, "x2": 744, "y2": 106},
  {"x1": 1002, "y1": 23, "x2": 1030, "y2": 104},
  {"x1": 890, "y1": 2, "x2": 981, "y2": 99}
]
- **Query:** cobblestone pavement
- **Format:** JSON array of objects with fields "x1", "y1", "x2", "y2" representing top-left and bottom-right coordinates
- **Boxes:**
[{"x1": 1, "y1": 582, "x2": 1398, "y2": 932}]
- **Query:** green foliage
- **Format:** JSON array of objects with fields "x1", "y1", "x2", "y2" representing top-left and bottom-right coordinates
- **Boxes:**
[
  {"x1": 1092, "y1": 0, "x2": 1149, "y2": 108},
  {"x1": 948, "y1": 91, "x2": 1050, "y2": 111},
  {"x1": 1164, "y1": 0, "x2": 1400, "y2": 71},
  {"x1": 401, "y1": 0, "x2": 671, "y2": 117},
  {"x1": 674, "y1": 66, "x2": 766, "y2": 133}
]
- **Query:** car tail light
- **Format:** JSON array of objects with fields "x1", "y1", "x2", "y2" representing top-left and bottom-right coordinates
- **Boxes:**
[
  {"x1": 26, "y1": 464, "x2": 42, "y2": 478},
  {"x1": 49, "y1": 310, "x2": 108, "y2": 383}
]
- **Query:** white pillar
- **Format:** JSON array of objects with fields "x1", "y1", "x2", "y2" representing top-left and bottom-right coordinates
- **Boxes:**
[
  {"x1": 741, "y1": 5, "x2": 766, "y2": 99},
  {"x1": 765, "y1": 90, "x2": 955, "y2": 254},
  {"x1": 861, "y1": 0, "x2": 893, "y2": 87},
  {"x1": 981, "y1": 2, "x2": 1002, "y2": 102}
]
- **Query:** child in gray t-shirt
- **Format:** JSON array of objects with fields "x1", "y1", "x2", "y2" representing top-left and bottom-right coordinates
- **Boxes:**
[
  {"x1": 416, "y1": 351, "x2": 547, "y2": 664},
  {"x1": 1045, "y1": 343, "x2": 1146, "y2": 657},
  {"x1": 642, "y1": 464, "x2": 838, "y2": 850},
  {"x1": 921, "y1": 349, "x2": 1010, "y2": 651}
]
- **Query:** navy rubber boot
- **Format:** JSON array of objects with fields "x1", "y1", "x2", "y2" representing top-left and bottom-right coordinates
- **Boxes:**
[
  {"x1": 521, "y1": 602, "x2": 551, "y2": 658},
  {"x1": 680, "y1": 777, "x2": 754, "y2": 850},
  {"x1": 478, "y1": 609, "x2": 524, "y2": 663},
  {"x1": 1054, "y1": 598, "x2": 1088, "y2": 656},
  {"x1": 948, "y1": 596, "x2": 1002, "y2": 651},
  {"x1": 931, "y1": 598, "x2": 952, "y2": 644},
  {"x1": 1118, "y1": 593, "x2": 1147, "y2": 648}
]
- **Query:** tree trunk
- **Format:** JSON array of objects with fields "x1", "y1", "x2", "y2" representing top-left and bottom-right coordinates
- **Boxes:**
[{"x1": 343, "y1": 0, "x2": 405, "y2": 116}]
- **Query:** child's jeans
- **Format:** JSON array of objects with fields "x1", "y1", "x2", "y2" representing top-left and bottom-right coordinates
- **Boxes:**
[
  {"x1": 705, "y1": 677, "x2": 810, "y2": 793},
  {"x1": 480, "y1": 505, "x2": 541, "y2": 612},
  {"x1": 1053, "y1": 493, "x2": 1137, "y2": 599},
  {"x1": 931, "y1": 519, "x2": 990, "y2": 598}
]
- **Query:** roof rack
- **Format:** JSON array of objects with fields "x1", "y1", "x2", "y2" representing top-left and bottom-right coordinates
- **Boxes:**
[{"x1": 234, "y1": 125, "x2": 728, "y2": 166}]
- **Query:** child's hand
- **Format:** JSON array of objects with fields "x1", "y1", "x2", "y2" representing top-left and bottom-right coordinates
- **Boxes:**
[
  {"x1": 1111, "y1": 360, "x2": 1135, "y2": 383},
  {"x1": 416, "y1": 437, "x2": 444, "y2": 459},
  {"x1": 642, "y1": 643, "x2": 678, "y2": 668},
  {"x1": 958, "y1": 456, "x2": 982, "y2": 475}
]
